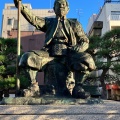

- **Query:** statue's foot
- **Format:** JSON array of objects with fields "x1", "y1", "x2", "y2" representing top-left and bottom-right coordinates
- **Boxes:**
[
  {"x1": 23, "y1": 82, "x2": 40, "y2": 97},
  {"x1": 40, "y1": 85, "x2": 56, "y2": 96},
  {"x1": 72, "y1": 84, "x2": 90, "y2": 99}
]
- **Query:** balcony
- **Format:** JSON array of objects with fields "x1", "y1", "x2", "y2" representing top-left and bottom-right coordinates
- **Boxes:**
[
  {"x1": 88, "y1": 21, "x2": 103, "y2": 36},
  {"x1": 111, "y1": 15, "x2": 120, "y2": 20},
  {"x1": 108, "y1": 15, "x2": 120, "y2": 21}
]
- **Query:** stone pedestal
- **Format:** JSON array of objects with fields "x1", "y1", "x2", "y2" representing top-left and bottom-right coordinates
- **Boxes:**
[{"x1": 1, "y1": 96, "x2": 103, "y2": 105}]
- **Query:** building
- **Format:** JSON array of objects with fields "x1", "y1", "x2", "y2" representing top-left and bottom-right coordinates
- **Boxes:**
[
  {"x1": 87, "y1": 0, "x2": 120, "y2": 36},
  {"x1": 1, "y1": 3, "x2": 55, "y2": 84},
  {"x1": 86, "y1": 0, "x2": 120, "y2": 79},
  {"x1": 1, "y1": 4, "x2": 55, "y2": 39}
]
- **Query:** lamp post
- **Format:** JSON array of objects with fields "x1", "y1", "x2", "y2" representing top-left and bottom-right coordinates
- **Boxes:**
[{"x1": 16, "y1": 0, "x2": 21, "y2": 95}]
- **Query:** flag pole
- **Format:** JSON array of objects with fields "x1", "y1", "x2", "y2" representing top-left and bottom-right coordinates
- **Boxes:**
[{"x1": 16, "y1": 0, "x2": 21, "y2": 94}]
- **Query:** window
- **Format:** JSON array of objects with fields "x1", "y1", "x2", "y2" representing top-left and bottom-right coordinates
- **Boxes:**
[
  {"x1": 111, "y1": 11, "x2": 120, "y2": 15},
  {"x1": 7, "y1": 19, "x2": 12, "y2": 25},
  {"x1": 10, "y1": 6, "x2": 17, "y2": 10},
  {"x1": 105, "y1": 0, "x2": 111, "y2": 2}
]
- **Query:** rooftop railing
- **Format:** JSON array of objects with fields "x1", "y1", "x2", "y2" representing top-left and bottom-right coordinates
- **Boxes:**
[{"x1": 105, "y1": 0, "x2": 120, "y2": 3}]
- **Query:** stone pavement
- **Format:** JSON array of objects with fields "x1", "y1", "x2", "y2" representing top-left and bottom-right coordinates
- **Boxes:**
[{"x1": 0, "y1": 100, "x2": 120, "y2": 120}]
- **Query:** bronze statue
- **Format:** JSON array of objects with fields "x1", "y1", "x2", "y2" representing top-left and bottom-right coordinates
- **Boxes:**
[{"x1": 14, "y1": 0, "x2": 96, "y2": 98}]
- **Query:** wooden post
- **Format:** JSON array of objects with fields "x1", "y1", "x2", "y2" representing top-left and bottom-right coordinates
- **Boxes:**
[{"x1": 16, "y1": 0, "x2": 21, "y2": 95}]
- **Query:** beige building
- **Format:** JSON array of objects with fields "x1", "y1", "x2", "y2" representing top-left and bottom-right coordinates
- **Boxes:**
[
  {"x1": 87, "y1": 1, "x2": 120, "y2": 36},
  {"x1": 1, "y1": 3, "x2": 55, "y2": 38},
  {"x1": 1, "y1": 3, "x2": 55, "y2": 84}
]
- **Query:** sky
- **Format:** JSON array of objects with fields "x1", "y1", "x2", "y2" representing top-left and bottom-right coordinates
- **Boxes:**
[{"x1": 0, "y1": 0, "x2": 104, "y2": 35}]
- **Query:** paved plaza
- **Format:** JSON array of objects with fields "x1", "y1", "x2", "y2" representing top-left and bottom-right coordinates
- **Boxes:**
[{"x1": 0, "y1": 100, "x2": 120, "y2": 120}]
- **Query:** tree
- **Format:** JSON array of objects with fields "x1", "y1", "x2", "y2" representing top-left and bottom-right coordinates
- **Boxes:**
[
  {"x1": 88, "y1": 29, "x2": 120, "y2": 98},
  {"x1": 0, "y1": 37, "x2": 29, "y2": 90},
  {"x1": 0, "y1": 37, "x2": 17, "y2": 89}
]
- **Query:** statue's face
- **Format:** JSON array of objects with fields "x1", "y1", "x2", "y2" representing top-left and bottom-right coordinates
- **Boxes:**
[{"x1": 54, "y1": 0, "x2": 69, "y2": 18}]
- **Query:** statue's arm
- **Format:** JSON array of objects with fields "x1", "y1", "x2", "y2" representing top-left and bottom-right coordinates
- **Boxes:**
[
  {"x1": 14, "y1": 0, "x2": 46, "y2": 31},
  {"x1": 74, "y1": 21, "x2": 89, "y2": 52},
  {"x1": 21, "y1": 5, "x2": 46, "y2": 31}
]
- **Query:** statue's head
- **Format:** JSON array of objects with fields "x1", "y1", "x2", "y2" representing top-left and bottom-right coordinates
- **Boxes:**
[{"x1": 53, "y1": 0, "x2": 69, "y2": 18}]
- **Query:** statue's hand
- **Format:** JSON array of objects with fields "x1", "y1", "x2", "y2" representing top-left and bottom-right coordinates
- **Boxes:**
[
  {"x1": 14, "y1": 0, "x2": 22, "y2": 8},
  {"x1": 71, "y1": 45, "x2": 80, "y2": 52}
]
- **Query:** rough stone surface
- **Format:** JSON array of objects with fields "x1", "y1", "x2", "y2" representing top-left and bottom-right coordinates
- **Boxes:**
[{"x1": 1, "y1": 96, "x2": 103, "y2": 105}]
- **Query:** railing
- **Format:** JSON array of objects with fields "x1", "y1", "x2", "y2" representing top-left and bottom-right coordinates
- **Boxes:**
[
  {"x1": 105, "y1": 0, "x2": 120, "y2": 3},
  {"x1": 108, "y1": 15, "x2": 120, "y2": 20},
  {"x1": 111, "y1": 15, "x2": 120, "y2": 20}
]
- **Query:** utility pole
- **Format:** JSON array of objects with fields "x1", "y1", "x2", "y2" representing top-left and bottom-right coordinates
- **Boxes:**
[{"x1": 16, "y1": 0, "x2": 21, "y2": 95}]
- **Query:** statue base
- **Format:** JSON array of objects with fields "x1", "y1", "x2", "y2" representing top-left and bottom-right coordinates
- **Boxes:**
[{"x1": 1, "y1": 96, "x2": 103, "y2": 105}]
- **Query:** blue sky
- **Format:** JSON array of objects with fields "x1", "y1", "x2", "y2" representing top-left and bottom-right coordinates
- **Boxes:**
[{"x1": 0, "y1": 0, "x2": 104, "y2": 34}]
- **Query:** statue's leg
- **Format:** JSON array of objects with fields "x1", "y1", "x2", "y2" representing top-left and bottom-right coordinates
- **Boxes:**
[
  {"x1": 69, "y1": 52, "x2": 96, "y2": 98},
  {"x1": 19, "y1": 52, "x2": 41, "y2": 84},
  {"x1": 19, "y1": 51, "x2": 54, "y2": 97},
  {"x1": 72, "y1": 71, "x2": 90, "y2": 99},
  {"x1": 75, "y1": 71, "x2": 89, "y2": 85},
  {"x1": 69, "y1": 52, "x2": 96, "y2": 83},
  {"x1": 26, "y1": 68, "x2": 38, "y2": 84}
]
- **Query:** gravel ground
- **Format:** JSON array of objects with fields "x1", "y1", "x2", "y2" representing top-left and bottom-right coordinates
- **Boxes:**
[{"x1": 0, "y1": 100, "x2": 120, "y2": 120}]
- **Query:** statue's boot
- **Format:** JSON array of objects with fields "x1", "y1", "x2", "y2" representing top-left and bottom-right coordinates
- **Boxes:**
[
  {"x1": 75, "y1": 71, "x2": 89, "y2": 84},
  {"x1": 72, "y1": 83, "x2": 90, "y2": 99},
  {"x1": 22, "y1": 69, "x2": 40, "y2": 97},
  {"x1": 23, "y1": 82, "x2": 40, "y2": 97},
  {"x1": 72, "y1": 71, "x2": 90, "y2": 99}
]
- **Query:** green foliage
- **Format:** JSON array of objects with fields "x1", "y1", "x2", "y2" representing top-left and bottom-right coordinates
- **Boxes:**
[
  {"x1": 0, "y1": 37, "x2": 17, "y2": 77},
  {"x1": 0, "y1": 65, "x2": 6, "y2": 74},
  {"x1": 89, "y1": 36, "x2": 101, "y2": 49},
  {"x1": 0, "y1": 55, "x2": 5, "y2": 62},
  {"x1": 89, "y1": 29, "x2": 120, "y2": 89},
  {"x1": 100, "y1": 29, "x2": 120, "y2": 58},
  {"x1": 0, "y1": 76, "x2": 16, "y2": 89},
  {"x1": 0, "y1": 37, "x2": 17, "y2": 89},
  {"x1": 88, "y1": 36, "x2": 101, "y2": 56},
  {"x1": 5, "y1": 66, "x2": 16, "y2": 76},
  {"x1": 19, "y1": 75, "x2": 30, "y2": 89},
  {"x1": 112, "y1": 62, "x2": 120, "y2": 75},
  {"x1": 0, "y1": 75, "x2": 30, "y2": 90},
  {"x1": 0, "y1": 37, "x2": 30, "y2": 90},
  {"x1": 89, "y1": 29, "x2": 120, "y2": 71},
  {"x1": 102, "y1": 29, "x2": 120, "y2": 39}
]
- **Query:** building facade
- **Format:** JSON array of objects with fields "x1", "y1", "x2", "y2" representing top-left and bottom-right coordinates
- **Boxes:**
[
  {"x1": 87, "y1": 1, "x2": 120, "y2": 36},
  {"x1": 86, "y1": 1, "x2": 120, "y2": 79}
]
